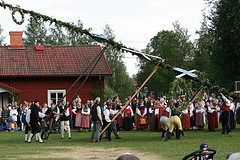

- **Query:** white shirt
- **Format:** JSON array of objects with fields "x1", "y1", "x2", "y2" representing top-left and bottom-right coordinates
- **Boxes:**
[
  {"x1": 10, "y1": 109, "x2": 18, "y2": 121},
  {"x1": 230, "y1": 103, "x2": 235, "y2": 112},
  {"x1": 196, "y1": 107, "x2": 205, "y2": 113},
  {"x1": 207, "y1": 106, "x2": 216, "y2": 113},
  {"x1": 82, "y1": 108, "x2": 90, "y2": 115},
  {"x1": 222, "y1": 94, "x2": 231, "y2": 106},
  {"x1": 72, "y1": 106, "x2": 77, "y2": 114},
  {"x1": 42, "y1": 107, "x2": 48, "y2": 114},
  {"x1": 149, "y1": 107, "x2": 154, "y2": 114},
  {"x1": 104, "y1": 109, "x2": 118, "y2": 123},
  {"x1": 136, "y1": 107, "x2": 147, "y2": 116},
  {"x1": 122, "y1": 106, "x2": 134, "y2": 117},
  {"x1": 182, "y1": 109, "x2": 188, "y2": 114},
  {"x1": 26, "y1": 109, "x2": 45, "y2": 123},
  {"x1": 75, "y1": 97, "x2": 81, "y2": 103},
  {"x1": 189, "y1": 103, "x2": 194, "y2": 117}
]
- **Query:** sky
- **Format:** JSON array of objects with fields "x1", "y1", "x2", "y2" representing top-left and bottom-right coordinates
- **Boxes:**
[{"x1": 0, "y1": 0, "x2": 207, "y2": 77}]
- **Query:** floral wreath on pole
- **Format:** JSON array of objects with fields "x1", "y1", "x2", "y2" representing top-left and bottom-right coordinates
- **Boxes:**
[{"x1": 12, "y1": 8, "x2": 24, "y2": 25}]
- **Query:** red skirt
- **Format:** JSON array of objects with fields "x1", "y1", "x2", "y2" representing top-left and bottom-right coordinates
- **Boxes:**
[
  {"x1": 208, "y1": 111, "x2": 218, "y2": 130},
  {"x1": 75, "y1": 113, "x2": 82, "y2": 127},
  {"x1": 118, "y1": 115, "x2": 123, "y2": 129},
  {"x1": 195, "y1": 113, "x2": 204, "y2": 127},
  {"x1": 181, "y1": 113, "x2": 191, "y2": 129},
  {"x1": 81, "y1": 114, "x2": 90, "y2": 128},
  {"x1": 149, "y1": 113, "x2": 155, "y2": 130},
  {"x1": 137, "y1": 115, "x2": 148, "y2": 129}
]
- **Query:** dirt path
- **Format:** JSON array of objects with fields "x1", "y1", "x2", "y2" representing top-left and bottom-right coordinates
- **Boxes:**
[{"x1": 21, "y1": 146, "x2": 164, "y2": 160}]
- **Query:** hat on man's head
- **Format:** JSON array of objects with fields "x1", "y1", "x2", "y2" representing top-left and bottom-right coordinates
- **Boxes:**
[
  {"x1": 33, "y1": 100, "x2": 39, "y2": 104},
  {"x1": 200, "y1": 143, "x2": 209, "y2": 150}
]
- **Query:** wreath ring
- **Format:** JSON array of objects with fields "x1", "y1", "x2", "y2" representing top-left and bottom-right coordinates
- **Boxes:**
[{"x1": 12, "y1": 9, "x2": 24, "y2": 25}]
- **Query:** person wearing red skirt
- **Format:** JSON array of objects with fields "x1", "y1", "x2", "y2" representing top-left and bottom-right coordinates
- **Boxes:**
[
  {"x1": 75, "y1": 103, "x2": 82, "y2": 132},
  {"x1": 149, "y1": 103, "x2": 156, "y2": 130},
  {"x1": 81, "y1": 104, "x2": 90, "y2": 131},
  {"x1": 207, "y1": 101, "x2": 218, "y2": 132},
  {"x1": 136, "y1": 101, "x2": 148, "y2": 130},
  {"x1": 181, "y1": 108, "x2": 191, "y2": 131},
  {"x1": 195, "y1": 102, "x2": 205, "y2": 130}
]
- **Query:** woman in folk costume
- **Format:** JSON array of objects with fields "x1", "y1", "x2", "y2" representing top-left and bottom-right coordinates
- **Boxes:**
[
  {"x1": 122, "y1": 103, "x2": 134, "y2": 130},
  {"x1": 117, "y1": 101, "x2": 124, "y2": 130},
  {"x1": 81, "y1": 103, "x2": 90, "y2": 131},
  {"x1": 148, "y1": 99, "x2": 156, "y2": 130},
  {"x1": 75, "y1": 102, "x2": 82, "y2": 132},
  {"x1": 155, "y1": 99, "x2": 164, "y2": 131},
  {"x1": 136, "y1": 100, "x2": 148, "y2": 130},
  {"x1": 195, "y1": 101, "x2": 205, "y2": 130},
  {"x1": 163, "y1": 99, "x2": 184, "y2": 141},
  {"x1": 207, "y1": 100, "x2": 218, "y2": 132},
  {"x1": 181, "y1": 107, "x2": 191, "y2": 131}
]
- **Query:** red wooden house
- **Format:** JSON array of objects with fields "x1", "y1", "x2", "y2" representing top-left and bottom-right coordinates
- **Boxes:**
[{"x1": 0, "y1": 31, "x2": 112, "y2": 107}]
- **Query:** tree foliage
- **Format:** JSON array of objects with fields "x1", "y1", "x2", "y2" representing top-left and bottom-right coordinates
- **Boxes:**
[
  {"x1": 137, "y1": 22, "x2": 194, "y2": 94},
  {"x1": 208, "y1": 0, "x2": 240, "y2": 90},
  {"x1": 23, "y1": 19, "x2": 49, "y2": 45},
  {"x1": 103, "y1": 24, "x2": 136, "y2": 101},
  {"x1": 193, "y1": 14, "x2": 213, "y2": 75},
  {"x1": 0, "y1": 24, "x2": 5, "y2": 45}
]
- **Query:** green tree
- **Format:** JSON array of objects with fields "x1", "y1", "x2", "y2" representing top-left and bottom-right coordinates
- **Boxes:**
[
  {"x1": 193, "y1": 14, "x2": 213, "y2": 76},
  {"x1": 103, "y1": 24, "x2": 135, "y2": 101},
  {"x1": 23, "y1": 19, "x2": 50, "y2": 45},
  {"x1": 208, "y1": 0, "x2": 240, "y2": 90},
  {"x1": 104, "y1": 83, "x2": 118, "y2": 101},
  {"x1": 0, "y1": 24, "x2": 5, "y2": 45},
  {"x1": 48, "y1": 19, "x2": 94, "y2": 45},
  {"x1": 137, "y1": 22, "x2": 194, "y2": 94}
]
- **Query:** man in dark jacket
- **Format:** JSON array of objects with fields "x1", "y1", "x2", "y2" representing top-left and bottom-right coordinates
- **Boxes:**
[
  {"x1": 90, "y1": 97, "x2": 103, "y2": 142},
  {"x1": 27, "y1": 100, "x2": 44, "y2": 143}
]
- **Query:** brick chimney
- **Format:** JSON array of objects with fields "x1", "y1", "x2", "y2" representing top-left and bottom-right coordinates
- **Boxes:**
[{"x1": 9, "y1": 31, "x2": 24, "y2": 48}]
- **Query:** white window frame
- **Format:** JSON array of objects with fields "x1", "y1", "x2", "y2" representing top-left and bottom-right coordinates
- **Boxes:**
[
  {"x1": 235, "y1": 81, "x2": 240, "y2": 91},
  {"x1": 47, "y1": 90, "x2": 66, "y2": 107}
]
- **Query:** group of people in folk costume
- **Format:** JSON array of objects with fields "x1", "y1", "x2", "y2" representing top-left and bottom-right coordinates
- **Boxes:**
[
  {"x1": 72, "y1": 102, "x2": 91, "y2": 132},
  {"x1": 10, "y1": 90, "x2": 238, "y2": 143}
]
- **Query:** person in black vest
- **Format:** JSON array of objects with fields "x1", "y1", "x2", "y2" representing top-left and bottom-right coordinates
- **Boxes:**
[
  {"x1": 27, "y1": 100, "x2": 44, "y2": 143},
  {"x1": 90, "y1": 97, "x2": 103, "y2": 142},
  {"x1": 58, "y1": 100, "x2": 72, "y2": 139}
]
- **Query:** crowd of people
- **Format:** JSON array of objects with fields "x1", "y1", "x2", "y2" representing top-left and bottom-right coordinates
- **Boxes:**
[{"x1": 0, "y1": 92, "x2": 240, "y2": 143}]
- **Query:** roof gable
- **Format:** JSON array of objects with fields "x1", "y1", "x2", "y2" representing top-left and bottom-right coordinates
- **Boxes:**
[{"x1": 0, "y1": 45, "x2": 112, "y2": 77}]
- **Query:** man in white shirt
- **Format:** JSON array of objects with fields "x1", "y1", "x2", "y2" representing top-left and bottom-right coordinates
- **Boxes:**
[
  {"x1": 101, "y1": 103, "x2": 118, "y2": 141},
  {"x1": 58, "y1": 101, "x2": 71, "y2": 139}
]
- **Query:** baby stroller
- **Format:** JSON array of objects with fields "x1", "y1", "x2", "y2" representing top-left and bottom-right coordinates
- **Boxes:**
[{"x1": 182, "y1": 143, "x2": 216, "y2": 160}]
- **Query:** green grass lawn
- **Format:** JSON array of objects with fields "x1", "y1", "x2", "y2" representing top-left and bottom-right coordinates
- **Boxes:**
[{"x1": 0, "y1": 124, "x2": 239, "y2": 160}]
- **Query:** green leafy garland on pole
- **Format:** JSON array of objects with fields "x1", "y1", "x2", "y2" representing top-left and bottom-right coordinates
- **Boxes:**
[{"x1": 0, "y1": 1, "x2": 238, "y2": 100}]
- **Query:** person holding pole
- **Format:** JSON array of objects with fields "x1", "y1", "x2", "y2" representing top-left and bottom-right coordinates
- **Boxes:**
[
  {"x1": 90, "y1": 97, "x2": 103, "y2": 143},
  {"x1": 58, "y1": 100, "x2": 71, "y2": 139},
  {"x1": 101, "y1": 103, "x2": 119, "y2": 141}
]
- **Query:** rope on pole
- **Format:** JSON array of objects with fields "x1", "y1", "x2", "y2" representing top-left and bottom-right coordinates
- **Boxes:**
[{"x1": 48, "y1": 44, "x2": 109, "y2": 136}]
